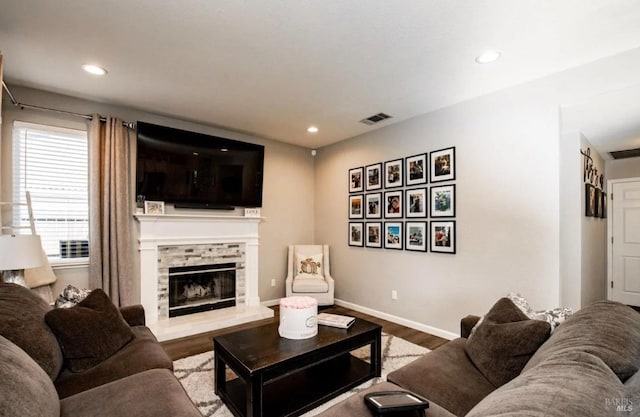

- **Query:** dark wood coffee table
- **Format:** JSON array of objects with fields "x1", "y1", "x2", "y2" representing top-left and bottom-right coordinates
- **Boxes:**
[{"x1": 213, "y1": 317, "x2": 382, "y2": 417}]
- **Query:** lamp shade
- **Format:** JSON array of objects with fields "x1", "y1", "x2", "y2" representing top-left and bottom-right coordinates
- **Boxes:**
[{"x1": 0, "y1": 235, "x2": 45, "y2": 270}]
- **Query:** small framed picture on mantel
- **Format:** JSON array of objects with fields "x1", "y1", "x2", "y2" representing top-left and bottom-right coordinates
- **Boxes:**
[{"x1": 144, "y1": 201, "x2": 165, "y2": 215}]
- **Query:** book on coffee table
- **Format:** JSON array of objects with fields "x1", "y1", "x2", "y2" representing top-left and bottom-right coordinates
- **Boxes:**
[{"x1": 317, "y1": 313, "x2": 356, "y2": 329}]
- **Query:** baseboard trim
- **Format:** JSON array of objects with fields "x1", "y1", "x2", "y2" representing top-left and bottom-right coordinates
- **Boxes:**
[
  {"x1": 335, "y1": 298, "x2": 458, "y2": 340},
  {"x1": 261, "y1": 298, "x2": 282, "y2": 307}
]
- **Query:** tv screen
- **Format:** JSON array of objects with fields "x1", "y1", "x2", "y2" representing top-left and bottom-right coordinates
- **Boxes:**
[{"x1": 136, "y1": 122, "x2": 264, "y2": 209}]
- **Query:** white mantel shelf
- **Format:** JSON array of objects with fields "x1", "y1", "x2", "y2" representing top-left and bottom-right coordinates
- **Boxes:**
[{"x1": 134, "y1": 212, "x2": 272, "y2": 341}]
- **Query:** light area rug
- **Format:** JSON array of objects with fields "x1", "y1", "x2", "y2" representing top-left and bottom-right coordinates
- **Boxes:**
[{"x1": 173, "y1": 333, "x2": 429, "y2": 417}]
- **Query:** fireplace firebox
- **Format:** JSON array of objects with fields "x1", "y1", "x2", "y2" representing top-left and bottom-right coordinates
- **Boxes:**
[{"x1": 168, "y1": 263, "x2": 236, "y2": 318}]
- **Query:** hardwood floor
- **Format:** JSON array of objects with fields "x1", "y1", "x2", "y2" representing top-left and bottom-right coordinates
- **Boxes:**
[{"x1": 161, "y1": 305, "x2": 449, "y2": 360}]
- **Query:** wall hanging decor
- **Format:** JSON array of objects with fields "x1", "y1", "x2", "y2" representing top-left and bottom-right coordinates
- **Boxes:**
[
  {"x1": 406, "y1": 188, "x2": 427, "y2": 218},
  {"x1": 430, "y1": 147, "x2": 455, "y2": 183},
  {"x1": 406, "y1": 153, "x2": 427, "y2": 186},
  {"x1": 349, "y1": 223, "x2": 364, "y2": 247},
  {"x1": 365, "y1": 163, "x2": 382, "y2": 191},
  {"x1": 406, "y1": 221, "x2": 427, "y2": 252},
  {"x1": 349, "y1": 194, "x2": 364, "y2": 219},
  {"x1": 365, "y1": 222, "x2": 382, "y2": 248},
  {"x1": 349, "y1": 167, "x2": 364, "y2": 193},
  {"x1": 366, "y1": 193, "x2": 382, "y2": 219},
  {"x1": 384, "y1": 158, "x2": 404, "y2": 188},
  {"x1": 384, "y1": 222, "x2": 403, "y2": 250},
  {"x1": 430, "y1": 184, "x2": 456, "y2": 218},
  {"x1": 431, "y1": 220, "x2": 456, "y2": 254},
  {"x1": 384, "y1": 190, "x2": 403, "y2": 219}
]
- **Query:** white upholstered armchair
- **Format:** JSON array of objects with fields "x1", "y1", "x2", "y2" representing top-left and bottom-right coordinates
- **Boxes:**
[{"x1": 285, "y1": 245, "x2": 334, "y2": 306}]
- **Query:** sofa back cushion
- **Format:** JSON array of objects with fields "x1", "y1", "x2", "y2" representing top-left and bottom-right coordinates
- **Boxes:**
[
  {"x1": 465, "y1": 298, "x2": 551, "y2": 388},
  {"x1": 45, "y1": 289, "x2": 135, "y2": 372},
  {"x1": 466, "y1": 351, "x2": 625, "y2": 417},
  {"x1": 0, "y1": 283, "x2": 63, "y2": 380},
  {"x1": 523, "y1": 300, "x2": 640, "y2": 382},
  {"x1": 0, "y1": 335, "x2": 60, "y2": 417}
]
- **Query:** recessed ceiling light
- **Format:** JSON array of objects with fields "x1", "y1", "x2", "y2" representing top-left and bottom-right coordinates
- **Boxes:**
[
  {"x1": 82, "y1": 64, "x2": 108, "y2": 76},
  {"x1": 220, "y1": 148, "x2": 229, "y2": 152},
  {"x1": 307, "y1": 126, "x2": 318, "y2": 133},
  {"x1": 475, "y1": 50, "x2": 502, "y2": 64}
]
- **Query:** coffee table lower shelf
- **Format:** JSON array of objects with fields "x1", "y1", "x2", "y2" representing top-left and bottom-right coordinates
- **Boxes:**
[{"x1": 221, "y1": 354, "x2": 373, "y2": 417}]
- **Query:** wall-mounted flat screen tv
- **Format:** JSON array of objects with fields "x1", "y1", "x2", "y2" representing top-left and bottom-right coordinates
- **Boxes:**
[{"x1": 136, "y1": 122, "x2": 264, "y2": 209}]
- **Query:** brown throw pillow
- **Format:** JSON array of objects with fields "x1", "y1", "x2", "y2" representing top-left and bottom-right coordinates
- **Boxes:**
[
  {"x1": 45, "y1": 289, "x2": 135, "y2": 372},
  {"x1": 465, "y1": 298, "x2": 551, "y2": 388}
]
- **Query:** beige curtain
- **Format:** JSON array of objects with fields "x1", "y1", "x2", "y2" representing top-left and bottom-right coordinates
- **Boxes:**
[{"x1": 88, "y1": 116, "x2": 134, "y2": 306}]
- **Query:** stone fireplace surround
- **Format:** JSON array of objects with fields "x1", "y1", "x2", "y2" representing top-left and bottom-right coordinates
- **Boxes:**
[{"x1": 134, "y1": 213, "x2": 274, "y2": 341}]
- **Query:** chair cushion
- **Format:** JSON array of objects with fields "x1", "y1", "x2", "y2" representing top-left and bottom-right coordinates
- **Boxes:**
[
  {"x1": 45, "y1": 289, "x2": 135, "y2": 373},
  {"x1": 465, "y1": 298, "x2": 551, "y2": 388},
  {"x1": 60, "y1": 369, "x2": 201, "y2": 417},
  {"x1": 0, "y1": 283, "x2": 63, "y2": 380},
  {"x1": 522, "y1": 300, "x2": 640, "y2": 382},
  {"x1": 295, "y1": 253, "x2": 323, "y2": 277},
  {"x1": 466, "y1": 351, "x2": 625, "y2": 417},
  {"x1": 0, "y1": 335, "x2": 60, "y2": 417},
  {"x1": 292, "y1": 277, "x2": 329, "y2": 293},
  {"x1": 54, "y1": 326, "x2": 174, "y2": 398}
]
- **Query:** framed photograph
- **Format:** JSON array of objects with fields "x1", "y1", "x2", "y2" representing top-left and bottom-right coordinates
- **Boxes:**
[
  {"x1": 430, "y1": 184, "x2": 456, "y2": 218},
  {"x1": 365, "y1": 163, "x2": 382, "y2": 191},
  {"x1": 585, "y1": 184, "x2": 596, "y2": 217},
  {"x1": 144, "y1": 200, "x2": 165, "y2": 214},
  {"x1": 594, "y1": 188, "x2": 602, "y2": 218},
  {"x1": 430, "y1": 221, "x2": 456, "y2": 254},
  {"x1": 430, "y1": 147, "x2": 455, "y2": 183},
  {"x1": 365, "y1": 222, "x2": 382, "y2": 248},
  {"x1": 384, "y1": 222, "x2": 403, "y2": 250},
  {"x1": 349, "y1": 195, "x2": 364, "y2": 219},
  {"x1": 406, "y1": 221, "x2": 427, "y2": 252},
  {"x1": 349, "y1": 167, "x2": 364, "y2": 193},
  {"x1": 349, "y1": 222, "x2": 364, "y2": 247},
  {"x1": 384, "y1": 158, "x2": 404, "y2": 188},
  {"x1": 600, "y1": 192, "x2": 607, "y2": 219},
  {"x1": 406, "y1": 188, "x2": 427, "y2": 218},
  {"x1": 366, "y1": 193, "x2": 382, "y2": 219},
  {"x1": 406, "y1": 153, "x2": 427, "y2": 186},
  {"x1": 384, "y1": 190, "x2": 403, "y2": 219}
]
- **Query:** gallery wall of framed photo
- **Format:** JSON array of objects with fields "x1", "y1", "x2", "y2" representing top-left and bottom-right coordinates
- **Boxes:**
[{"x1": 348, "y1": 147, "x2": 457, "y2": 254}]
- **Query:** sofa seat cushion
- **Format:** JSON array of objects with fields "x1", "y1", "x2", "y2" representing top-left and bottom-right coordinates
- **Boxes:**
[
  {"x1": 0, "y1": 335, "x2": 60, "y2": 417},
  {"x1": 313, "y1": 381, "x2": 456, "y2": 417},
  {"x1": 387, "y1": 338, "x2": 495, "y2": 417},
  {"x1": 54, "y1": 326, "x2": 173, "y2": 398},
  {"x1": 45, "y1": 289, "x2": 135, "y2": 372},
  {"x1": 292, "y1": 277, "x2": 329, "y2": 293},
  {"x1": 466, "y1": 351, "x2": 625, "y2": 417},
  {"x1": 522, "y1": 300, "x2": 640, "y2": 382},
  {"x1": 0, "y1": 283, "x2": 63, "y2": 380},
  {"x1": 465, "y1": 298, "x2": 551, "y2": 388},
  {"x1": 60, "y1": 368, "x2": 201, "y2": 417}
]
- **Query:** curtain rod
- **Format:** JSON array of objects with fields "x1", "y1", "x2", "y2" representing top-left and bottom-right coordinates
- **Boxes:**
[{"x1": 2, "y1": 81, "x2": 135, "y2": 129}]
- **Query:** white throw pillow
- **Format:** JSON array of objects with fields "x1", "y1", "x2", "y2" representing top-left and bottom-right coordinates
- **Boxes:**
[{"x1": 295, "y1": 253, "x2": 323, "y2": 278}]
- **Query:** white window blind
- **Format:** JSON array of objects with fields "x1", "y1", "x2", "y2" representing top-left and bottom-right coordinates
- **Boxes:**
[{"x1": 12, "y1": 121, "x2": 89, "y2": 262}]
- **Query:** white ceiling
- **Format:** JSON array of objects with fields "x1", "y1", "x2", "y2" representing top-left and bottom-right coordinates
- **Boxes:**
[{"x1": 2, "y1": 0, "x2": 640, "y2": 149}]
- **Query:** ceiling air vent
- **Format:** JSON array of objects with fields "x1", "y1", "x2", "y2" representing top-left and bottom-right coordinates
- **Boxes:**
[
  {"x1": 610, "y1": 148, "x2": 640, "y2": 160},
  {"x1": 360, "y1": 112, "x2": 393, "y2": 125}
]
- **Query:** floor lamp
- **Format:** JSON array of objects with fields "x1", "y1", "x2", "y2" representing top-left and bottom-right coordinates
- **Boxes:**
[{"x1": 0, "y1": 234, "x2": 44, "y2": 287}]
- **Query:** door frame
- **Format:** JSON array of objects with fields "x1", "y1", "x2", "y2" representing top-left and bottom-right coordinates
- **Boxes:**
[{"x1": 607, "y1": 177, "x2": 640, "y2": 301}]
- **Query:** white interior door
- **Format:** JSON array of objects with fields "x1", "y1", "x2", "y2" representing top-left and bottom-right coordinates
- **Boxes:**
[{"x1": 609, "y1": 179, "x2": 640, "y2": 306}]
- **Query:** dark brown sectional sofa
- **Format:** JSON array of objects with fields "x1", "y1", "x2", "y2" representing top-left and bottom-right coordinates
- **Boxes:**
[
  {"x1": 0, "y1": 283, "x2": 201, "y2": 417},
  {"x1": 317, "y1": 298, "x2": 640, "y2": 417}
]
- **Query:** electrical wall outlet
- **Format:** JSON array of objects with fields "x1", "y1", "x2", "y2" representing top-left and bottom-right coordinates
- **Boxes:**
[
  {"x1": 391, "y1": 290, "x2": 398, "y2": 300},
  {"x1": 271, "y1": 279, "x2": 276, "y2": 287}
]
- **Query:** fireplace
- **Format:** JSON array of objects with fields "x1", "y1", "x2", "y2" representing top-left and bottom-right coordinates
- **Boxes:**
[
  {"x1": 169, "y1": 263, "x2": 236, "y2": 317},
  {"x1": 135, "y1": 213, "x2": 274, "y2": 341}
]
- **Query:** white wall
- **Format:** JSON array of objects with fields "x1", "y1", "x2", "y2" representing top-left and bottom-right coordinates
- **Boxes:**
[
  {"x1": 315, "y1": 84, "x2": 561, "y2": 336},
  {"x1": 606, "y1": 157, "x2": 640, "y2": 180},
  {"x1": 579, "y1": 135, "x2": 607, "y2": 306},
  {"x1": 1, "y1": 85, "x2": 315, "y2": 302}
]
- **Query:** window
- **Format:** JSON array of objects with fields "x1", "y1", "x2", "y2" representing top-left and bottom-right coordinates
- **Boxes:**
[{"x1": 12, "y1": 121, "x2": 89, "y2": 263}]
